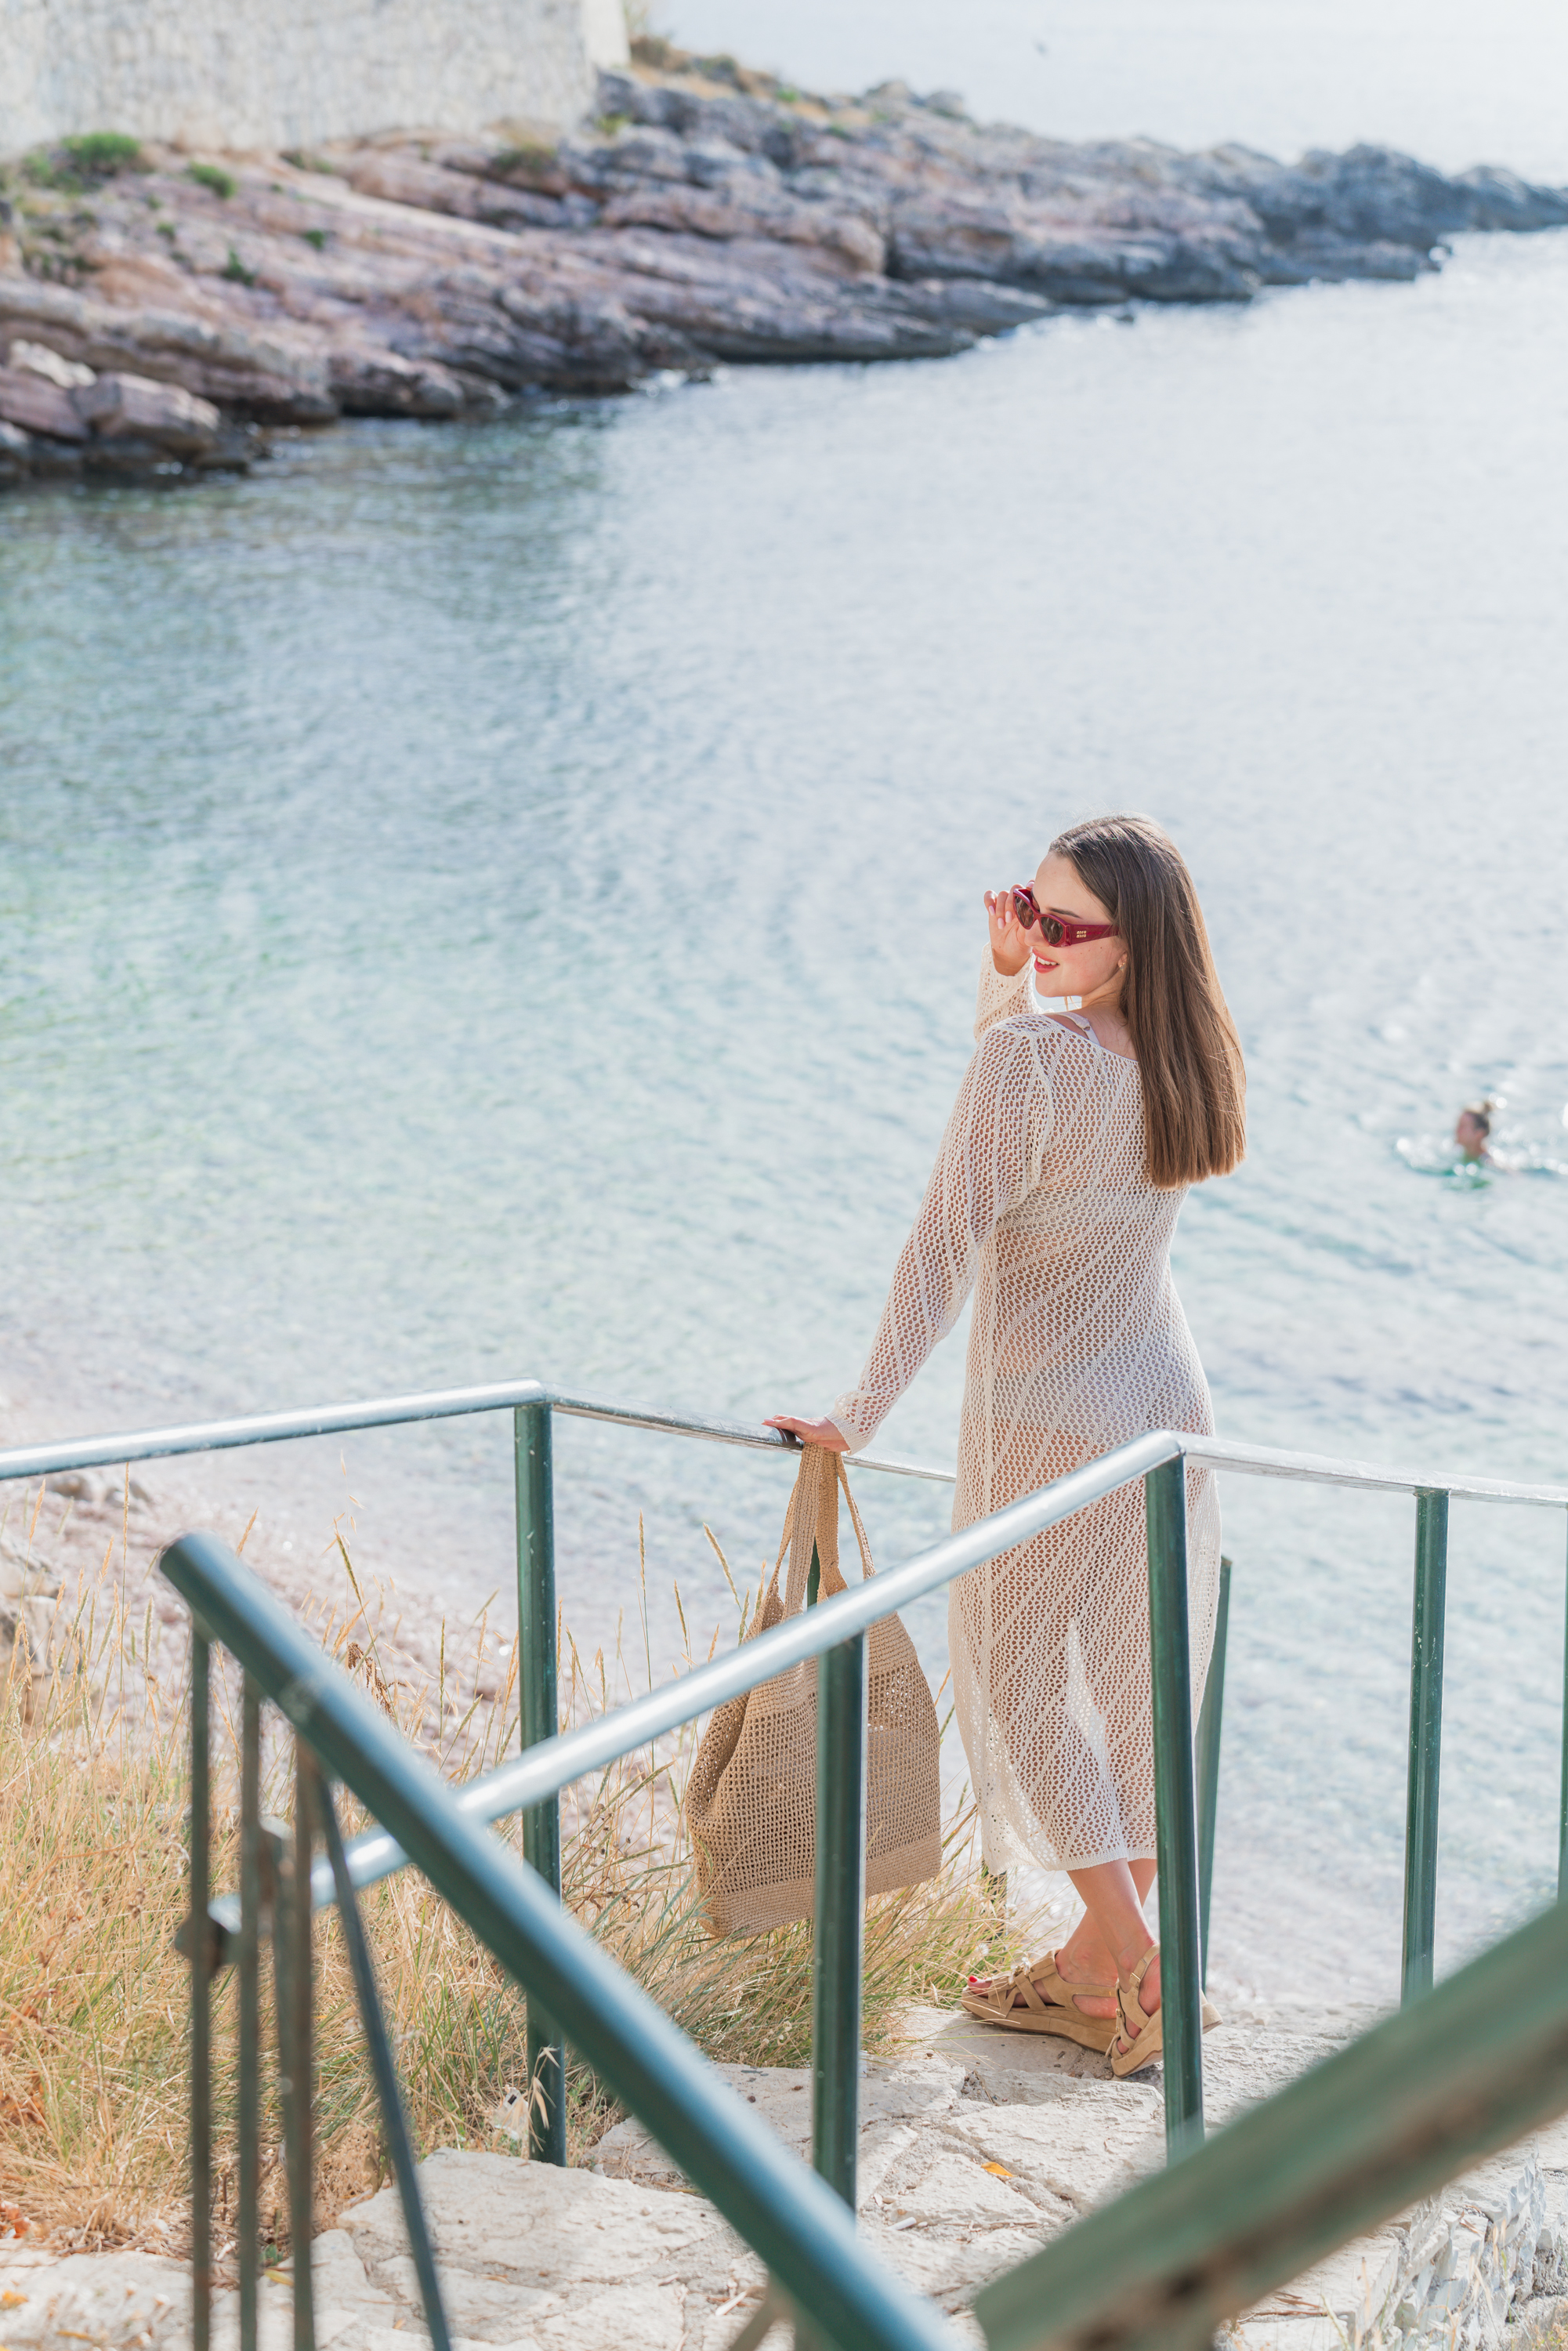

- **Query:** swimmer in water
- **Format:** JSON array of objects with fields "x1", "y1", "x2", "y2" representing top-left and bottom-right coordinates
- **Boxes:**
[{"x1": 1455, "y1": 1100, "x2": 1494, "y2": 1163}]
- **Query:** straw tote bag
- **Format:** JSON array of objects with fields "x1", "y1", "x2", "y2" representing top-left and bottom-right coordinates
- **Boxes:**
[{"x1": 687, "y1": 1444, "x2": 942, "y2": 1937}]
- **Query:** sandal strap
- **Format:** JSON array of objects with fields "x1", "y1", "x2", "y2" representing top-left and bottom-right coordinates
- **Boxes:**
[
  {"x1": 1006, "y1": 1962, "x2": 1052, "y2": 2013},
  {"x1": 1114, "y1": 1946, "x2": 1161, "y2": 2054},
  {"x1": 1042, "y1": 1948, "x2": 1114, "y2": 1996},
  {"x1": 982, "y1": 1951, "x2": 1115, "y2": 2020},
  {"x1": 1023, "y1": 1950, "x2": 1116, "y2": 2004},
  {"x1": 1113, "y1": 1983, "x2": 1146, "y2": 2058}
]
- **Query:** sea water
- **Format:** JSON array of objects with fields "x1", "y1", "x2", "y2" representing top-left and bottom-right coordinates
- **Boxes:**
[{"x1": 3, "y1": 20, "x2": 1567, "y2": 1998}]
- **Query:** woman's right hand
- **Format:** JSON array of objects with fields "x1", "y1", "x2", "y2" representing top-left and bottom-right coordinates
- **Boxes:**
[
  {"x1": 984, "y1": 888, "x2": 1032, "y2": 976},
  {"x1": 764, "y1": 1414, "x2": 849, "y2": 1454}
]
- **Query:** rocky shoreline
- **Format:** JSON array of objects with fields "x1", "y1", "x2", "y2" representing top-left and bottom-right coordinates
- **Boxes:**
[{"x1": 2, "y1": 38, "x2": 1567, "y2": 487}]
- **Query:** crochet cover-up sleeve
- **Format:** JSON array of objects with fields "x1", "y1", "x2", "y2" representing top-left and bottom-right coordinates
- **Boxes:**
[
  {"x1": 974, "y1": 951, "x2": 1030, "y2": 1039},
  {"x1": 829, "y1": 1021, "x2": 1055, "y2": 1451}
]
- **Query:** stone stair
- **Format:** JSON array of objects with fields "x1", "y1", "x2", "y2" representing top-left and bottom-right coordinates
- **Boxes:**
[{"x1": 2, "y1": 2001, "x2": 1565, "y2": 2350}]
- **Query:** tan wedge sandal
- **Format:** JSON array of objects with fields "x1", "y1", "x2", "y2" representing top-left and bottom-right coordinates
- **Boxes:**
[
  {"x1": 1110, "y1": 1947, "x2": 1225, "y2": 2079},
  {"x1": 960, "y1": 1951, "x2": 1117, "y2": 2052}
]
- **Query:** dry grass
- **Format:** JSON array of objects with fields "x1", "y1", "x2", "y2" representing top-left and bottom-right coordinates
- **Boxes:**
[{"x1": 0, "y1": 1510, "x2": 1034, "y2": 2254}]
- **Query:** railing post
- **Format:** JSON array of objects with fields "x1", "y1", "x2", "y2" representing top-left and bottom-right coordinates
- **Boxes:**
[
  {"x1": 190, "y1": 1632, "x2": 212, "y2": 2351},
  {"x1": 288, "y1": 1751, "x2": 317, "y2": 2351},
  {"x1": 1403, "y1": 1489, "x2": 1448, "y2": 2005},
  {"x1": 1194, "y1": 1556, "x2": 1232, "y2": 1990},
  {"x1": 812, "y1": 1631, "x2": 867, "y2": 2210},
  {"x1": 1559, "y1": 1512, "x2": 1568, "y2": 1904},
  {"x1": 238, "y1": 1679, "x2": 262, "y2": 2351},
  {"x1": 515, "y1": 1400, "x2": 567, "y2": 2166},
  {"x1": 318, "y1": 1781, "x2": 453, "y2": 2351},
  {"x1": 1145, "y1": 1458, "x2": 1204, "y2": 2161}
]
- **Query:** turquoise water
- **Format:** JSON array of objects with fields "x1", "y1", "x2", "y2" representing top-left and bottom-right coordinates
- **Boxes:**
[{"x1": 4, "y1": 217, "x2": 1568, "y2": 1997}]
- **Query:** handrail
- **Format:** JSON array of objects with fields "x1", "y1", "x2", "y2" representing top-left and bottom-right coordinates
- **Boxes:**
[
  {"x1": 161, "y1": 1529, "x2": 957, "y2": 2351},
  {"x1": 194, "y1": 1419, "x2": 1568, "y2": 1931},
  {"x1": 157, "y1": 1446, "x2": 1568, "y2": 2351},
  {"x1": 273, "y1": 1433, "x2": 1184, "y2": 1927},
  {"x1": 1184, "y1": 1431, "x2": 1568, "y2": 1508},
  {"x1": 19, "y1": 1370, "x2": 1568, "y2": 2197},
  {"x1": 0, "y1": 1376, "x2": 954, "y2": 1486},
  {"x1": 114, "y1": 1368, "x2": 1568, "y2": 2351},
  {"x1": 8, "y1": 1378, "x2": 1568, "y2": 1508}
]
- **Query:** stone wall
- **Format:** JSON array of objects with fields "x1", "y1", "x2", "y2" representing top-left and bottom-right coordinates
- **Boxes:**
[{"x1": 0, "y1": 0, "x2": 628, "y2": 156}]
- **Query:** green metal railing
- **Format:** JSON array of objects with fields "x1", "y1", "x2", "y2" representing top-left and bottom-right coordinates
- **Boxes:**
[
  {"x1": 7, "y1": 1382, "x2": 1568, "y2": 2349},
  {"x1": 0, "y1": 1375, "x2": 947, "y2": 2185}
]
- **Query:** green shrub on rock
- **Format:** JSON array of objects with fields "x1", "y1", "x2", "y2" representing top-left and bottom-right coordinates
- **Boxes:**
[
  {"x1": 492, "y1": 140, "x2": 559, "y2": 178},
  {"x1": 63, "y1": 132, "x2": 142, "y2": 175},
  {"x1": 186, "y1": 161, "x2": 237, "y2": 200},
  {"x1": 22, "y1": 132, "x2": 142, "y2": 191}
]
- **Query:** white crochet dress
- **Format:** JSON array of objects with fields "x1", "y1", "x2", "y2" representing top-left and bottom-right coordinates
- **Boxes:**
[{"x1": 830, "y1": 957, "x2": 1221, "y2": 1875}]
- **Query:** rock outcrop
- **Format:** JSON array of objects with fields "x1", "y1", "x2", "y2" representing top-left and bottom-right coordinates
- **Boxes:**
[
  {"x1": 0, "y1": 1513, "x2": 81, "y2": 1713},
  {"x1": 2, "y1": 42, "x2": 1566, "y2": 486},
  {"x1": 0, "y1": 333, "x2": 247, "y2": 480}
]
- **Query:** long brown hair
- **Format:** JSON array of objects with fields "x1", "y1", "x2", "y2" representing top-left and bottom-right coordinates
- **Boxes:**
[{"x1": 1052, "y1": 813, "x2": 1246, "y2": 1189}]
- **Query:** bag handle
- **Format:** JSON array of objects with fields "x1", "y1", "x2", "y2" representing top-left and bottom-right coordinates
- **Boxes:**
[
  {"x1": 776, "y1": 1447, "x2": 874, "y2": 1620},
  {"x1": 835, "y1": 1454, "x2": 875, "y2": 1585},
  {"x1": 778, "y1": 1447, "x2": 831, "y2": 1617}
]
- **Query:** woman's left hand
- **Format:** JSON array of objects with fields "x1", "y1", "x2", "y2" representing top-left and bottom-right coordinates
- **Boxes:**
[{"x1": 765, "y1": 1414, "x2": 849, "y2": 1454}]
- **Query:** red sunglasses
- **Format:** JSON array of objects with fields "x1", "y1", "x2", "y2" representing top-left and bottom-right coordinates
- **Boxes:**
[{"x1": 1010, "y1": 883, "x2": 1120, "y2": 949}]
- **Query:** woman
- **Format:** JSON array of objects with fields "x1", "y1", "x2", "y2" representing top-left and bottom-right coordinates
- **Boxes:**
[{"x1": 768, "y1": 813, "x2": 1246, "y2": 2077}]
